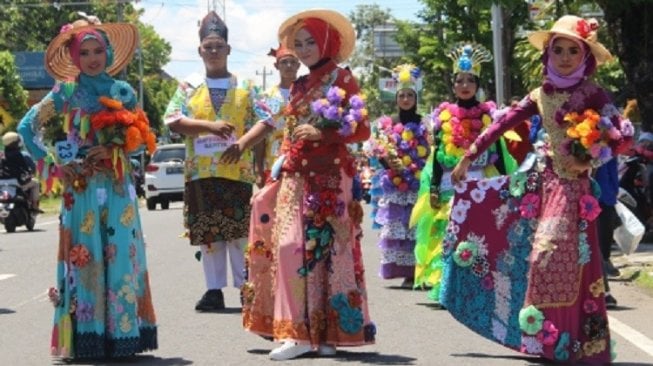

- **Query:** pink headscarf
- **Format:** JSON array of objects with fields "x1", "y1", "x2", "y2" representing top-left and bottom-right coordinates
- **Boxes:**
[
  {"x1": 301, "y1": 17, "x2": 341, "y2": 60},
  {"x1": 544, "y1": 35, "x2": 593, "y2": 89},
  {"x1": 68, "y1": 30, "x2": 107, "y2": 70}
]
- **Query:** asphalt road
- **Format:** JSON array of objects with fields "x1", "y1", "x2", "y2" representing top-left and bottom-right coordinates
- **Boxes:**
[{"x1": 1, "y1": 202, "x2": 653, "y2": 365}]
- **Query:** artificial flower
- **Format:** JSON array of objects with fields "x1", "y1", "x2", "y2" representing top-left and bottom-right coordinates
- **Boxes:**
[
  {"x1": 519, "y1": 305, "x2": 545, "y2": 335},
  {"x1": 579, "y1": 194, "x2": 601, "y2": 221},
  {"x1": 537, "y1": 320, "x2": 560, "y2": 346},
  {"x1": 453, "y1": 240, "x2": 478, "y2": 267}
]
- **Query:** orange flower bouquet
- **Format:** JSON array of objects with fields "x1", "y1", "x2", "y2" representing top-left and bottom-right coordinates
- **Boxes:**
[
  {"x1": 91, "y1": 96, "x2": 157, "y2": 155},
  {"x1": 563, "y1": 108, "x2": 615, "y2": 164}
]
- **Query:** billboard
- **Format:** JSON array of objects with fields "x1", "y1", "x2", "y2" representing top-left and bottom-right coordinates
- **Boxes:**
[
  {"x1": 13, "y1": 52, "x2": 55, "y2": 89},
  {"x1": 378, "y1": 77, "x2": 423, "y2": 102}
]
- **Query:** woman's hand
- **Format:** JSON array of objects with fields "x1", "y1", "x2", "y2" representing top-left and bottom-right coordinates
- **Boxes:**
[
  {"x1": 451, "y1": 157, "x2": 472, "y2": 186},
  {"x1": 292, "y1": 124, "x2": 322, "y2": 141},
  {"x1": 208, "y1": 120, "x2": 236, "y2": 139}
]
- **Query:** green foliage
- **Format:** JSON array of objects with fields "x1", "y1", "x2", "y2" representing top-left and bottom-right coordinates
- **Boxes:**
[{"x1": 0, "y1": 51, "x2": 29, "y2": 130}]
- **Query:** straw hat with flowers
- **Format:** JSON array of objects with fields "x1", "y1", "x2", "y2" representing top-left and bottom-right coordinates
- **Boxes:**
[
  {"x1": 528, "y1": 15, "x2": 612, "y2": 65},
  {"x1": 45, "y1": 18, "x2": 139, "y2": 80},
  {"x1": 277, "y1": 9, "x2": 355, "y2": 64}
]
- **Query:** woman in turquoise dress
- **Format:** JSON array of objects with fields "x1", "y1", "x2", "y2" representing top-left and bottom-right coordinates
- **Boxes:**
[{"x1": 18, "y1": 18, "x2": 158, "y2": 359}]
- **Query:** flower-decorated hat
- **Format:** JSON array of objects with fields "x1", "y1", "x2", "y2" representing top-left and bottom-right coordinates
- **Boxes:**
[
  {"x1": 278, "y1": 9, "x2": 355, "y2": 63},
  {"x1": 528, "y1": 15, "x2": 612, "y2": 65},
  {"x1": 45, "y1": 17, "x2": 138, "y2": 80},
  {"x1": 393, "y1": 64, "x2": 421, "y2": 92},
  {"x1": 447, "y1": 42, "x2": 493, "y2": 77}
]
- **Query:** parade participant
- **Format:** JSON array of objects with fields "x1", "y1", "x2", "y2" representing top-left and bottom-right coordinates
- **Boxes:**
[
  {"x1": 445, "y1": 15, "x2": 633, "y2": 363},
  {"x1": 254, "y1": 43, "x2": 300, "y2": 187},
  {"x1": 410, "y1": 43, "x2": 516, "y2": 302},
  {"x1": 163, "y1": 11, "x2": 257, "y2": 312},
  {"x1": 594, "y1": 157, "x2": 620, "y2": 309},
  {"x1": 225, "y1": 9, "x2": 375, "y2": 361},
  {"x1": 367, "y1": 64, "x2": 429, "y2": 286},
  {"x1": 17, "y1": 17, "x2": 158, "y2": 359}
]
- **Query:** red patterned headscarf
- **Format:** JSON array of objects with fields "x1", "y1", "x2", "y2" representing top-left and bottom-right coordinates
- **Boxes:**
[{"x1": 302, "y1": 17, "x2": 341, "y2": 60}]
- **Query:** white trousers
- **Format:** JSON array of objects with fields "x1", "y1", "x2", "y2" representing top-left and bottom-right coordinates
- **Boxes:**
[{"x1": 200, "y1": 238, "x2": 247, "y2": 290}]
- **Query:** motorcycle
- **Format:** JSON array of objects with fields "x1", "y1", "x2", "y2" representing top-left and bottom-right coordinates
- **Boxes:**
[{"x1": 0, "y1": 178, "x2": 36, "y2": 232}]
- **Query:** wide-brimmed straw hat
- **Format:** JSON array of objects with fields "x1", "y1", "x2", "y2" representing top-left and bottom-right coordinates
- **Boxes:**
[
  {"x1": 528, "y1": 15, "x2": 612, "y2": 65},
  {"x1": 45, "y1": 19, "x2": 139, "y2": 80},
  {"x1": 278, "y1": 9, "x2": 355, "y2": 63}
]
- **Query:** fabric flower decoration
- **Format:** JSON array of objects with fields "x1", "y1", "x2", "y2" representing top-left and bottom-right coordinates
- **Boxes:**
[
  {"x1": 519, "y1": 193, "x2": 540, "y2": 219},
  {"x1": 536, "y1": 320, "x2": 559, "y2": 346},
  {"x1": 554, "y1": 332, "x2": 571, "y2": 361},
  {"x1": 579, "y1": 194, "x2": 601, "y2": 221},
  {"x1": 453, "y1": 240, "x2": 478, "y2": 267},
  {"x1": 519, "y1": 305, "x2": 545, "y2": 335},
  {"x1": 583, "y1": 299, "x2": 598, "y2": 314}
]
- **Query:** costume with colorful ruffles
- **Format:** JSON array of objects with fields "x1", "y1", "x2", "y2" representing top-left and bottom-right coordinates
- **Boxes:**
[
  {"x1": 440, "y1": 80, "x2": 633, "y2": 363},
  {"x1": 411, "y1": 100, "x2": 516, "y2": 300},
  {"x1": 242, "y1": 60, "x2": 376, "y2": 347},
  {"x1": 18, "y1": 73, "x2": 158, "y2": 358},
  {"x1": 368, "y1": 116, "x2": 430, "y2": 279}
]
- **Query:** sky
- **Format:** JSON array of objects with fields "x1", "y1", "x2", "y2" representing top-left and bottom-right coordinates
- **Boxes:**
[{"x1": 135, "y1": 0, "x2": 424, "y2": 88}]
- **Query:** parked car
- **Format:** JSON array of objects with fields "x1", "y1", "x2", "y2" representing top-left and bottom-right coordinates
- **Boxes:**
[{"x1": 145, "y1": 144, "x2": 185, "y2": 210}]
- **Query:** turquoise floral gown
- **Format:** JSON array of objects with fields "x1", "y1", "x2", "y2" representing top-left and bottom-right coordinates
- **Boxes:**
[{"x1": 18, "y1": 72, "x2": 158, "y2": 359}]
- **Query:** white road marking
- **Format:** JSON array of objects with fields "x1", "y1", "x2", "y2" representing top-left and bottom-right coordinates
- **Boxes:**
[
  {"x1": 0, "y1": 273, "x2": 17, "y2": 281},
  {"x1": 609, "y1": 315, "x2": 653, "y2": 358}
]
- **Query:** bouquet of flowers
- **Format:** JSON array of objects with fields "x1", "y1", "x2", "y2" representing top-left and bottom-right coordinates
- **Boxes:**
[
  {"x1": 91, "y1": 96, "x2": 157, "y2": 155},
  {"x1": 310, "y1": 86, "x2": 367, "y2": 137},
  {"x1": 563, "y1": 108, "x2": 621, "y2": 165}
]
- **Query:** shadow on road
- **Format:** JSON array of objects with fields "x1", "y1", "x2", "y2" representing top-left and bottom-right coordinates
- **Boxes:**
[
  {"x1": 0, "y1": 308, "x2": 16, "y2": 315},
  {"x1": 452, "y1": 352, "x2": 653, "y2": 366},
  {"x1": 247, "y1": 349, "x2": 416, "y2": 364},
  {"x1": 52, "y1": 355, "x2": 192, "y2": 365}
]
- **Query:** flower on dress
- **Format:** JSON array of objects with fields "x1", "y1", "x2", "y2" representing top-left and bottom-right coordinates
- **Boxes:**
[
  {"x1": 521, "y1": 336, "x2": 544, "y2": 355},
  {"x1": 450, "y1": 199, "x2": 471, "y2": 224},
  {"x1": 470, "y1": 188, "x2": 486, "y2": 203},
  {"x1": 589, "y1": 278, "x2": 605, "y2": 298},
  {"x1": 69, "y1": 244, "x2": 91, "y2": 267},
  {"x1": 579, "y1": 194, "x2": 601, "y2": 221},
  {"x1": 75, "y1": 301, "x2": 94, "y2": 322},
  {"x1": 519, "y1": 305, "x2": 545, "y2": 335},
  {"x1": 519, "y1": 193, "x2": 540, "y2": 219},
  {"x1": 554, "y1": 332, "x2": 571, "y2": 361},
  {"x1": 481, "y1": 274, "x2": 494, "y2": 290},
  {"x1": 583, "y1": 339, "x2": 607, "y2": 357},
  {"x1": 453, "y1": 240, "x2": 478, "y2": 267},
  {"x1": 536, "y1": 320, "x2": 559, "y2": 346},
  {"x1": 584, "y1": 314, "x2": 608, "y2": 340},
  {"x1": 47, "y1": 287, "x2": 61, "y2": 306},
  {"x1": 583, "y1": 299, "x2": 598, "y2": 314}
]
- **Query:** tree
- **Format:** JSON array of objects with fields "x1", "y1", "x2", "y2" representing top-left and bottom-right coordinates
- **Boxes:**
[
  {"x1": 395, "y1": 0, "x2": 530, "y2": 109},
  {"x1": 594, "y1": 0, "x2": 653, "y2": 131},
  {"x1": 0, "y1": 51, "x2": 29, "y2": 132},
  {"x1": 348, "y1": 4, "x2": 396, "y2": 118}
]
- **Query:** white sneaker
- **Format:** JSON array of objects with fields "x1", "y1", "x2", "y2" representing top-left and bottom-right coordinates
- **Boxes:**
[
  {"x1": 269, "y1": 341, "x2": 312, "y2": 361},
  {"x1": 317, "y1": 344, "x2": 336, "y2": 356}
]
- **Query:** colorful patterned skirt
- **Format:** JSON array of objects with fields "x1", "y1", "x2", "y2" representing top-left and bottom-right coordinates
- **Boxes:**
[
  {"x1": 50, "y1": 172, "x2": 157, "y2": 359},
  {"x1": 184, "y1": 177, "x2": 252, "y2": 245},
  {"x1": 440, "y1": 166, "x2": 613, "y2": 363},
  {"x1": 242, "y1": 170, "x2": 376, "y2": 347}
]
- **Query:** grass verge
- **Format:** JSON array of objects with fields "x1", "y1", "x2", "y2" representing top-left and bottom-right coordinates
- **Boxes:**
[
  {"x1": 39, "y1": 195, "x2": 61, "y2": 215},
  {"x1": 621, "y1": 266, "x2": 653, "y2": 296}
]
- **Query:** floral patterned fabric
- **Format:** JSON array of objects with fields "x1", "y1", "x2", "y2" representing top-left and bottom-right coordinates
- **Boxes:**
[
  {"x1": 18, "y1": 75, "x2": 157, "y2": 359},
  {"x1": 441, "y1": 81, "x2": 633, "y2": 363},
  {"x1": 242, "y1": 61, "x2": 375, "y2": 347}
]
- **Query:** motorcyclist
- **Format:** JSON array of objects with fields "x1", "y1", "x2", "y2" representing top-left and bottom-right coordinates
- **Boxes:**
[{"x1": 0, "y1": 132, "x2": 41, "y2": 213}]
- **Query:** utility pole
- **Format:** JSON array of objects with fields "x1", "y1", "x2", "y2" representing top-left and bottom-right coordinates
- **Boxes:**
[
  {"x1": 208, "y1": 0, "x2": 226, "y2": 22},
  {"x1": 491, "y1": 3, "x2": 505, "y2": 106},
  {"x1": 256, "y1": 66, "x2": 273, "y2": 90}
]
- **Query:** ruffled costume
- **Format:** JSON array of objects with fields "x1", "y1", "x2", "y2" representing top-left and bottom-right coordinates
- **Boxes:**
[{"x1": 440, "y1": 81, "x2": 633, "y2": 363}]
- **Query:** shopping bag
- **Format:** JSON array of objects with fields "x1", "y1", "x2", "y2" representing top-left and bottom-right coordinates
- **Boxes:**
[{"x1": 613, "y1": 201, "x2": 645, "y2": 255}]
